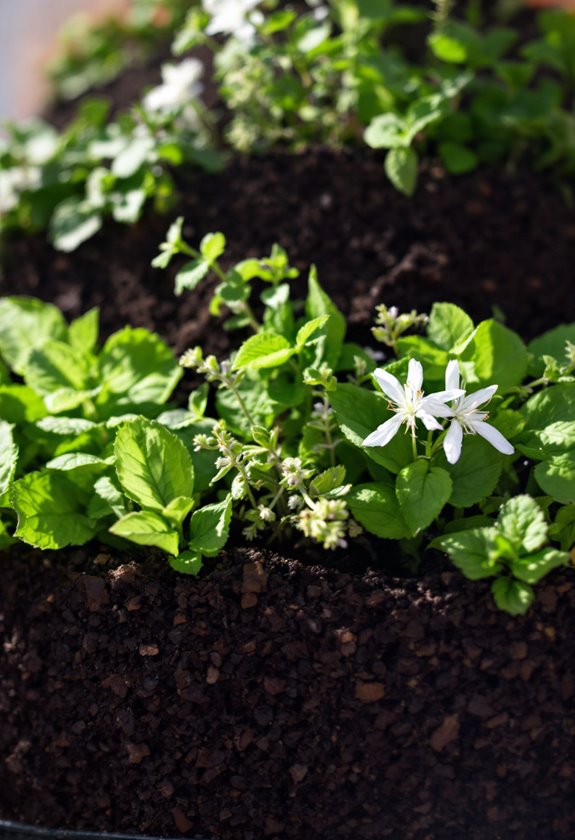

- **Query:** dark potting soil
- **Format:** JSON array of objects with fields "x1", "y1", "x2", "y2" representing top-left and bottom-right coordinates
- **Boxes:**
[
  {"x1": 1, "y1": 151, "x2": 575, "y2": 363},
  {"x1": 2, "y1": 111, "x2": 575, "y2": 840},
  {"x1": 1, "y1": 546, "x2": 575, "y2": 840}
]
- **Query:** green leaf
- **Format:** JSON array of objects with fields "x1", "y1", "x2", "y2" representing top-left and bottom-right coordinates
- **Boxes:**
[
  {"x1": 216, "y1": 374, "x2": 276, "y2": 437},
  {"x1": 69, "y1": 308, "x2": 99, "y2": 355},
  {"x1": 427, "y1": 303, "x2": 475, "y2": 352},
  {"x1": 12, "y1": 471, "x2": 96, "y2": 549},
  {"x1": 233, "y1": 333, "x2": 294, "y2": 371},
  {"x1": 200, "y1": 232, "x2": 226, "y2": 262},
  {"x1": 37, "y1": 416, "x2": 98, "y2": 436},
  {"x1": 0, "y1": 297, "x2": 68, "y2": 374},
  {"x1": 0, "y1": 385, "x2": 46, "y2": 423},
  {"x1": 348, "y1": 479, "x2": 411, "y2": 539},
  {"x1": 296, "y1": 315, "x2": 330, "y2": 351},
  {"x1": 329, "y1": 383, "x2": 412, "y2": 474},
  {"x1": 169, "y1": 550, "x2": 203, "y2": 575},
  {"x1": 439, "y1": 142, "x2": 478, "y2": 175},
  {"x1": 0, "y1": 422, "x2": 18, "y2": 496},
  {"x1": 491, "y1": 577, "x2": 534, "y2": 616},
  {"x1": 364, "y1": 113, "x2": 406, "y2": 149},
  {"x1": 305, "y1": 267, "x2": 346, "y2": 368},
  {"x1": 522, "y1": 383, "x2": 575, "y2": 430},
  {"x1": 46, "y1": 452, "x2": 109, "y2": 472},
  {"x1": 436, "y1": 527, "x2": 502, "y2": 579},
  {"x1": 98, "y1": 327, "x2": 182, "y2": 410},
  {"x1": 434, "y1": 436, "x2": 503, "y2": 509},
  {"x1": 535, "y1": 454, "x2": 575, "y2": 504},
  {"x1": 163, "y1": 496, "x2": 194, "y2": 527},
  {"x1": 110, "y1": 511, "x2": 180, "y2": 556},
  {"x1": 385, "y1": 147, "x2": 418, "y2": 197},
  {"x1": 497, "y1": 495, "x2": 547, "y2": 553},
  {"x1": 23, "y1": 340, "x2": 92, "y2": 396},
  {"x1": 459, "y1": 320, "x2": 528, "y2": 389},
  {"x1": 50, "y1": 198, "x2": 102, "y2": 253},
  {"x1": 87, "y1": 475, "x2": 128, "y2": 520},
  {"x1": 188, "y1": 495, "x2": 232, "y2": 556},
  {"x1": 395, "y1": 336, "x2": 449, "y2": 382},
  {"x1": 396, "y1": 461, "x2": 452, "y2": 536},
  {"x1": 114, "y1": 419, "x2": 194, "y2": 512},
  {"x1": 428, "y1": 32, "x2": 467, "y2": 63},
  {"x1": 309, "y1": 465, "x2": 348, "y2": 497},
  {"x1": 528, "y1": 324, "x2": 575, "y2": 373},
  {"x1": 174, "y1": 259, "x2": 210, "y2": 296},
  {"x1": 549, "y1": 504, "x2": 575, "y2": 551},
  {"x1": 510, "y1": 548, "x2": 567, "y2": 585}
]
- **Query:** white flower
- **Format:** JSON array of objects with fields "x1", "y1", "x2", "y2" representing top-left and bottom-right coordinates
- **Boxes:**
[
  {"x1": 203, "y1": 0, "x2": 262, "y2": 42},
  {"x1": 143, "y1": 59, "x2": 204, "y2": 115},
  {"x1": 440, "y1": 360, "x2": 515, "y2": 465},
  {"x1": 0, "y1": 167, "x2": 41, "y2": 214},
  {"x1": 363, "y1": 359, "x2": 463, "y2": 448}
]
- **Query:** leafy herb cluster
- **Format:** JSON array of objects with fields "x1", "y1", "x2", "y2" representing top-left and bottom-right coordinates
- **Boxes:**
[
  {"x1": 1, "y1": 227, "x2": 574, "y2": 614},
  {"x1": 2, "y1": 0, "x2": 575, "y2": 249}
]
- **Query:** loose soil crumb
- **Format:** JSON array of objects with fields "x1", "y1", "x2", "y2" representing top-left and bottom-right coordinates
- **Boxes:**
[{"x1": 0, "y1": 547, "x2": 574, "y2": 839}]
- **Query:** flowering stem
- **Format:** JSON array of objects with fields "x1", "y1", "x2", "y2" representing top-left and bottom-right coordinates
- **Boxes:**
[
  {"x1": 227, "y1": 381, "x2": 256, "y2": 427},
  {"x1": 411, "y1": 433, "x2": 418, "y2": 461}
]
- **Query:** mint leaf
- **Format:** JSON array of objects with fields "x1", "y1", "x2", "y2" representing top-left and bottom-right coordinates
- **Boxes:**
[
  {"x1": 522, "y1": 383, "x2": 575, "y2": 430},
  {"x1": 0, "y1": 297, "x2": 67, "y2": 374},
  {"x1": 110, "y1": 511, "x2": 180, "y2": 556},
  {"x1": 163, "y1": 496, "x2": 195, "y2": 527},
  {"x1": 310, "y1": 465, "x2": 348, "y2": 497},
  {"x1": 497, "y1": 495, "x2": 547, "y2": 553},
  {"x1": 174, "y1": 259, "x2": 210, "y2": 296},
  {"x1": 169, "y1": 550, "x2": 203, "y2": 575},
  {"x1": 98, "y1": 327, "x2": 182, "y2": 411},
  {"x1": 528, "y1": 324, "x2": 575, "y2": 373},
  {"x1": 385, "y1": 147, "x2": 418, "y2": 197},
  {"x1": 0, "y1": 422, "x2": 18, "y2": 496},
  {"x1": 69, "y1": 308, "x2": 99, "y2": 355},
  {"x1": 535, "y1": 454, "x2": 575, "y2": 504},
  {"x1": 364, "y1": 113, "x2": 405, "y2": 149},
  {"x1": 491, "y1": 577, "x2": 534, "y2": 616},
  {"x1": 436, "y1": 527, "x2": 502, "y2": 579},
  {"x1": 12, "y1": 471, "x2": 96, "y2": 549},
  {"x1": 233, "y1": 333, "x2": 294, "y2": 370},
  {"x1": 200, "y1": 231, "x2": 226, "y2": 262},
  {"x1": 348, "y1": 479, "x2": 411, "y2": 539},
  {"x1": 396, "y1": 461, "x2": 452, "y2": 535},
  {"x1": 50, "y1": 198, "x2": 102, "y2": 252},
  {"x1": 88, "y1": 475, "x2": 128, "y2": 521},
  {"x1": 296, "y1": 315, "x2": 330, "y2": 351},
  {"x1": 0, "y1": 385, "x2": 47, "y2": 423},
  {"x1": 510, "y1": 548, "x2": 567, "y2": 585},
  {"x1": 434, "y1": 436, "x2": 503, "y2": 508},
  {"x1": 330, "y1": 383, "x2": 412, "y2": 474},
  {"x1": 23, "y1": 340, "x2": 92, "y2": 396},
  {"x1": 188, "y1": 495, "x2": 232, "y2": 556},
  {"x1": 305, "y1": 267, "x2": 346, "y2": 368},
  {"x1": 114, "y1": 419, "x2": 194, "y2": 512},
  {"x1": 459, "y1": 320, "x2": 528, "y2": 389},
  {"x1": 427, "y1": 302, "x2": 474, "y2": 352}
]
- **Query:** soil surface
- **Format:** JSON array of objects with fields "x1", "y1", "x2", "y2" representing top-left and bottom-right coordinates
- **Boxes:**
[
  {"x1": 1, "y1": 547, "x2": 574, "y2": 840},
  {"x1": 2, "y1": 152, "x2": 575, "y2": 364}
]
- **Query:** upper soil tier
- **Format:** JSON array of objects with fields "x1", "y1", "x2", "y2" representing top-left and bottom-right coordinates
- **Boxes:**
[{"x1": 1, "y1": 150, "x2": 574, "y2": 361}]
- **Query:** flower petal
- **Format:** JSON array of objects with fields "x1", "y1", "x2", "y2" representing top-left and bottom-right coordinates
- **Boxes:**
[
  {"x1": 444, "y1": 419, "x2": 463, "y2": 464},
  {"x1": 471, "y1": 420, "x2": 514, "y2": 455},
  {"x1": 407, "y1": 358, "x2": 424, "y2": 392},
  {"x1": 363, "y1": 414, "x2": 403, "y2": 447},
  {"x1": 418, "y1": 410, "x2": 443, "y2": 431},
  {"x1": 373, "y1": 368, "x2": 405, "y2": 406},
  {"x1": 445, "y1": 359, "x2": 460, "y2": 392},
  {"x1": 462, "y1": 384, "x2": 498, "y2": 411}
]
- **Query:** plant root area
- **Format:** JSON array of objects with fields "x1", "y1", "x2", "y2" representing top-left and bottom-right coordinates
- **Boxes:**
[
  {"x1": 2, "y1": 155, "x2": 575, "y2": 839},
  {"x1": 1, "y1": 547, "x2": 575, "y2": 840}
]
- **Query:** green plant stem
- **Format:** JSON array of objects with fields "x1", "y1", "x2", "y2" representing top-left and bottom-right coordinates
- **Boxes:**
[{"x1": 227, "y1": 381, "x2": 257, "y2": 427}]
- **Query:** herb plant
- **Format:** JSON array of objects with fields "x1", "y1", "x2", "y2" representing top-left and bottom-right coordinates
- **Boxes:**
[
  {"x1": 3, "y1": 0, "x2": 575, "y2": 250},
  {"x1": 0, "y1": 227, "x2": 573, "y2": 615}
]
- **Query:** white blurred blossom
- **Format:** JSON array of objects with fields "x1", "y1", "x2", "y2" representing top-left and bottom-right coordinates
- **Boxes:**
[
  {"x1": 143, "y1": 59, "x2": 204, "y2": 123},
  {"x1": 203, "y1": 0, "x2": 263, "y2": 42}
]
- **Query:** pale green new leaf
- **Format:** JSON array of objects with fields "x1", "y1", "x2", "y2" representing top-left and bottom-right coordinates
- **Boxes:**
[
  {"x1": 435, "y1": 527, "x2": 502, "y2": 579},
  {"x1": 110, "y1": 511, "x2": 180, "y2": 556},
  {"x1": 491, "y1": 577, "x2": 534, "y2": 616},
  {"x1": 114, "y1": 419, "x2": 194, "y2": 512},
  {"x1": 69, "y1": 308, "x2": 99, "y2": 355},
  {"x1": 305, "y1": 267, "x2": 346, "y2": 368},
  {"x1": 233, "y1": 332, "x2": 294, "y2": 370},
  {"x1": 427, "y1": 302, "x2": 474, "y2": 352},
  {"x1": 23, "y1": 340, "x2": 93, "y2": 395},
  {"x1": 188, "y1": 495, "x2": 232, "y2": 556},
  {"x1": 497, "y1": 495, "x2": 547, "y2": 553},
  {"x1": 385, "y1": 147, "x2": 418, "y2": 197},
  {"x1": 510, "y1": 548, "x2": 567, "y2": 585},
  {"x1": 296, "y1": 315, "x2": 330, "y2": 351}
]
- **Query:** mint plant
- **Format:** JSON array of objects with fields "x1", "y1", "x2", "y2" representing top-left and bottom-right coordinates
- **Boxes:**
[{"x1": 0, "y1": 229, "x2": 574, "y2": 615}]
